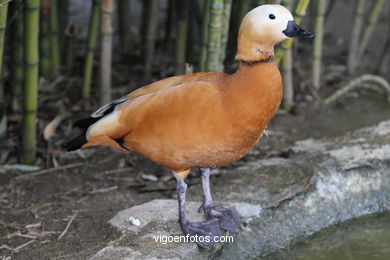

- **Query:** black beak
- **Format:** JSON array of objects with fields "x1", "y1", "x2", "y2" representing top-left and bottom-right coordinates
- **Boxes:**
[{"x1": 283, "y1": 20, "x2": 314, "y2": 39}]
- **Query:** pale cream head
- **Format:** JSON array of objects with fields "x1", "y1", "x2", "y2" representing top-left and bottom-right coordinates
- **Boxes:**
[{"x1": 236, "y1": 5, "x2": 294, "y2": 61}]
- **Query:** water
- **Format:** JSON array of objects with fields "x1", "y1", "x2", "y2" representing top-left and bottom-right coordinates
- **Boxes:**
[{"x1": 265, "y1": 212, "x2": 390, "y2": 260}]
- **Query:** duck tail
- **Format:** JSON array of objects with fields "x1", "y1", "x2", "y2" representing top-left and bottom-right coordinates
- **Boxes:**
[{"x1": 62, "y1": 134, "x2": 87, "y2": 151}]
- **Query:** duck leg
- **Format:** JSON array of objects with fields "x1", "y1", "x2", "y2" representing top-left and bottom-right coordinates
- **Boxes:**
[
  {"x1": 176, "y1": 178, "x2": 222, "y2": 249},
  {"x1": 199, "y1": 168, "x2": 242, "y2": 233}
]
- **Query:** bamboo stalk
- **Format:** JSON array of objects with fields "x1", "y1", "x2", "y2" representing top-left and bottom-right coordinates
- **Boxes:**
[
  {"x1": 312, "y1": 0, "x2": 326, "y2": 90},
  {"x1": 275, "y1": 0, "x2": 311, "y2": 64},
  {"x1": 10, "y1": 0, "x2": 24, "y2": 111},
  {"x1": 82, "y1": 0, "x2": 100, "y2": 100},
  {"x1": 218, "y1": 0, "x2": 232, "y2": 69},
  {"x1": 22, "y1": 0, "x2": 40, "y2": 164},
  {"x1": 198, "y1": 0, "x2": 212, "y2": 72},
  {"x1": 358, "y1": 0, "x2": 385, "y2": 57},
  {"x1": 282, "y1": 49, "x2": 294, "y2": 110},
  {"x1": 205, "y1": 0, "x2": 224, "y2": 72},
  {"x1": 0, "y1": 2, "x2": 8, "y2": 103},
  {"x1": 117, "y1": 0, "x2": 131, "y2": 56},
  {"x1": 99, "y1": 0, "x2": 114, "y2": 105},
  {"x1": 40, "y1": 0, "x2": 51, "y2": 79},
  {"x1": 281, "y1": 0, "x2": 293, "y2": 110},
  {"x1": 49, "y1": 0, "x2": 60, "y2": 76},
  {"x1": 64, "y1": 23, "x2": 76, "y2": 75},
  {"x1": 347, "y1": 0, "x2": 365, "y2": 75},
  {"x1": 143, "y1": 0, "x2": 159, "y2": 83},
  {"x1": 174, "y1": 0, "x2": 190, "y2": 75}
]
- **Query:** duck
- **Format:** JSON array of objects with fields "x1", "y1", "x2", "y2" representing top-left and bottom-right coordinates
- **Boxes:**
[{"x1": 64, "y1": 4, "x2": 314, "y2": 249}]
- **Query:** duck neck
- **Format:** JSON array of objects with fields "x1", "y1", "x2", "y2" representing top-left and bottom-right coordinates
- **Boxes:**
[
  {"x1": 224, "y1": 51, "x2": 283, "y2": 127},
  {"x1": 235, "y1": 40, "x2": 275, "y2": 62}
]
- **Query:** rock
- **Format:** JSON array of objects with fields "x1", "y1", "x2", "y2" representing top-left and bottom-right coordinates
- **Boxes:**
[{"x1": 89, "y1": 120, "x2": 390, "y2": 259}]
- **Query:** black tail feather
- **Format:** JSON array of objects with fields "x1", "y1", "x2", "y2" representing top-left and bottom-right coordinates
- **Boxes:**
[
  {"x1": 73, "y1": 117, "x2": 100, "y2": 129},
  {"x1": 62, "y1": 135, "x2": 87, "y2": 151}
]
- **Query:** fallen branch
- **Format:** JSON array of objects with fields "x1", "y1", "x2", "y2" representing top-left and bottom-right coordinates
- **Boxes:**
[
  {"x1": 0, "y1": 239, "x2": 37, "y2": 253},
  {"x1": 89, "y1": 185, "x2": 118, "y2": 194},
  {"x1": 14, "y1": 162, "x2": 84, "y2": 181},
  {"x1": 100, "y1": 167, "x2": 133, "y2": 176},
  {"x1": 13, "y1": 239, "x2": 36, "y2": 253},
  {"x1": 324, "y1": 74, "x2": 390, "y2": 105},
  {"x1": 57, "y1": 210, "x2": 78, "y2": 240}
]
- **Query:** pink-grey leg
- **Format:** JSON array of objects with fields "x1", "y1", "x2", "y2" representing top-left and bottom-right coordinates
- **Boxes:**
[
  {"x1": 199, "y1": 168, "x2": 243, "y2": 233},
  {"x1": 176, "y1": 178, "x2": 222, "y2": 249}
]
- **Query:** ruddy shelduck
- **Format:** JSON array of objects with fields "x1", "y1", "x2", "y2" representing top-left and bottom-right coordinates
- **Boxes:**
[{"x1": 64, "y1": 4, "x2": 314, "y2": 249}]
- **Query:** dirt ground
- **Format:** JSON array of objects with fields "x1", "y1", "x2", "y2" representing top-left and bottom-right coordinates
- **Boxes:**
[{"x1": 1, "y1": 92, "x2": 389, "y2": 259}]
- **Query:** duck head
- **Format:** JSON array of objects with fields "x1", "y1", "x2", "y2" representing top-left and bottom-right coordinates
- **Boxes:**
[{"x1": 236, "y1": 4, "x2": 314, "y2": 61}]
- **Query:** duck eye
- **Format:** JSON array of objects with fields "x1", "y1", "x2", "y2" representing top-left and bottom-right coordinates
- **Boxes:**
[{"x1": 269, "y1": 14, "x2": 275, "y2": 20}]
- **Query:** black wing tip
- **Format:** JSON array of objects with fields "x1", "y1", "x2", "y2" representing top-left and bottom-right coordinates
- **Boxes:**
[
  {"x1": 62, "y1": 135, "x2": 87, "y2": 151},
  {"x1": 73, "y1": 117, "x2": 100, "y2": 129}
]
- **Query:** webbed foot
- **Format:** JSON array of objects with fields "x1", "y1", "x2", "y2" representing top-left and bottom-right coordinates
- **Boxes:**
[
  {"x1": 204, "y1": 207, "x2": 242, "y2": 233},
  {"x1": 181, "y1": 218, "x2": 222, "y2": 249}
]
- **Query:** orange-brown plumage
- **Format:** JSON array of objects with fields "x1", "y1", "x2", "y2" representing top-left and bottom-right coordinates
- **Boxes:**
[
  {"x1": 65, "y1": 4, "x2": 314, "y2": 248},
  {"x1": 82, "y1": 60, "x2": 282, "y2": 176}
]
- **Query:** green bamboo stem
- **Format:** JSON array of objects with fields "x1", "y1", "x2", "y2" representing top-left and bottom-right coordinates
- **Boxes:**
[
  {"x1": 143, "y1": 0, "x2": 159, "y2": 83},
  {"x1": 198, "y1": 0, "x2": 212, "y2": 72},
  {"x1": 40, "y1": 0, "x2": 51, "y2": 79},
  {"x1": 175, "y1": 0, "x2": 190, "y2": 75},
  {"x1": 49, "y1": 0, "x2": 60, "y2": 76},
  {"x1": 99, "y1": 0, "x2": 114, "y2": 105},
  {"x1": 218, "y1": 0, "x2": 232, "y2": 69},
  {"x1": 347, "y1": 0, "x2": 365, "y2": 74},
  {"x1": 10, "y1": 0, "x2": 23, "y2": 111},
  {"x1": 82, "y1": 0, "x2": 100, "y2": 100},
  {"x1": 0, "y1": 2, "x2": 8, "y2": 103},
  {"x1": 64, "y1": 23, "x2": 76, "y2": 75},
  {"x1": 22, "y1": 0, "x2": 40, "y2": 164},
  {"x1": 275, "y1": 0, "x2": 311, "y2": 64},
  {"x1": 312, "y1": 0, "x2": 326, "y2": 90},
  {"x1": 282, "y1": 49, "x2": 294, "y2": 110},
  {"x1": 324, "y1": 74, "x2": 390, "y2": 105},
  {"x1": 205, "y1": 0, "x2": 224, "y2": 72},
  {"x1": 281, "y1": 0, "x2": 293, "y2": 110},
  {"x1": 117, "y1": 0, "x2": 131, "y2": 56},
  {"x1": 358, "y1": 0, "x2": 385, "y2": 57}
]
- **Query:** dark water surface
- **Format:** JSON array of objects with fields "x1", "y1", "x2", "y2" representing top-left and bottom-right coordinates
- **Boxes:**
[{"x1": 264, "y1": 212, "x2": 390, "y2": 260}]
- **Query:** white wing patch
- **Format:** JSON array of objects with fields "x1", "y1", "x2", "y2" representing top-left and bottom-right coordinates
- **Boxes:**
[{"x1": 91, "y1": 96, "x2": 129, "y2": 118}]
